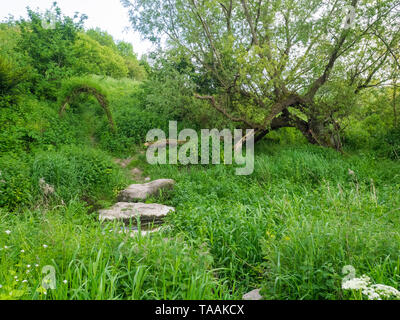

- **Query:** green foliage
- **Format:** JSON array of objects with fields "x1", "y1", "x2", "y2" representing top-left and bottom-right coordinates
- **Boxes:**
[
  {"x1": 84, "y1": 28, "x2": 147, "y2": 80},
  {"x1": 0, "y1": 155, "x2": 32, "y2": 210},
  {"x1": 123, "y1": 0, "x2": 400, "y2": 144},
  {"x1": 143, "y1": 142, "x2": 400, "y2": 300},
  {"x1": 30, "y1": 145, "x2": 128, "y2": 205},
  {"x1": 0, "y1": 202, "x2": 228, "y2": 299},
  {"x1": 139, "y1": 54, "x2": 230, "y2": 130},
  {"x1": 16, "y1": 5, "x2": 87, "y2": 98},
  {"x1": 0, "y1": 55, "x2": 27, "y2": 96},
  {"x1": 70, "y1": 33, "x2": 129, "y2": 79},
  {"x1": 1, "y1": 0, "x2": 400, "y2": 302}
]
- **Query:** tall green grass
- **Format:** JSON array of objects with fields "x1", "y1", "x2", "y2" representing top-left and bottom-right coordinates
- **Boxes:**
[
  {"x1": 144, "y1": 143, "x2": 400, "y2": 300},
  {"x1": 0, "y1": 201, "x2": 230, "y2": 300},
  {"x1": 1, "y1": 142, "x2": 399, "y2": 300}
]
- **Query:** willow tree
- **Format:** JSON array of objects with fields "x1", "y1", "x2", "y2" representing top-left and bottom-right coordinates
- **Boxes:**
[{"x1": 122, "y1": 0, "x2": 400, "y2": 148}]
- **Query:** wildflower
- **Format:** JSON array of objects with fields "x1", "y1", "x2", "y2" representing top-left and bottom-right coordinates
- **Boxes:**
[
  {"x1": 362, "y1": 286, "x2": 382, "y2": 300},
  {"x1": 42, "y1": 244, "x2": 48, "y2": 248},
  {"x1": 0, "y1": 285, "x2": 2, "y2": 288},
  {"x1": 342, "y1": 273, "x2": 400, "y2": 300},
  {"x1": 348, "y1": 169, "x2": 355, "y2": 175},
  {"x1": 20, "y1": 249, "x2": 25, "y2": 253},
  {"x1": 27, "y1": 265, "x2": 31, "y2": 268},
  {"x1": 370, "y1": 284, "x2": 400, "y2": 299},
  {"x1": 4, "y1": 246, "x2": 8, "y2": 249},
  {"x1": 22, "y1": 280, "x2": 28, "y2": 283},
  {"x1": 63, "y1": 280, "x2": 67, "y2": 284},
  {"x1": 5, "y1": 230, "x2": 11, "y2": 235},
  {"x1": 266, "y1": 231, "x2": 275, "y2": 239},
  {"x1": 14, "y1": 276, "x2": 18, "y2": 279},
  {"x1": 35, "y1": 264, "x2": 39, "y2": 267},
  {"x1": 342, "y1": 275, "x2": 371, "y2": 290}
]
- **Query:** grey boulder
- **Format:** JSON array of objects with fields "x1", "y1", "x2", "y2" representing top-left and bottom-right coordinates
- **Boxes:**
[
  {"x1": 99, "y1": 202, "x2": 175, "y2": 224},
  {"x1": 118, "y1": 179, "x2": 175, "y2": 202},
  {"x1": 242, "y1": 289, "x2": 263, "y2": 300}
]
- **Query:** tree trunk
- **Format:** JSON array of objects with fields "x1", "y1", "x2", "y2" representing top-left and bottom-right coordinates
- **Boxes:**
[{"x1": 254, "y1": 107, "x2": 343, "y2": 151}]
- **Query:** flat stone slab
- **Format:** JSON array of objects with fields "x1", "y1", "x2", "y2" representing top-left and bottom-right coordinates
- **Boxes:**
[
  {"x1": 242, "y1": 289, "x2": 263, "y2": 300},
  {"x1": 118, "y1": 179, "x2": 175, "y2": 202},
  {"x1": 99, "y1": 202, "x2": 175, "y2": 223}
]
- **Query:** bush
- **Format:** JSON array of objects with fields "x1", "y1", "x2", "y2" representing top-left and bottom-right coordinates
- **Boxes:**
[
  {"x1": 0, "y1": 154, "x2": 32, "y2": 210},
  {"x1": 30, "y1": 145, "x2": 127, "y2": 204},
  {"x1": 375, "y1": 127, "x2": 400, "y2": 159}
]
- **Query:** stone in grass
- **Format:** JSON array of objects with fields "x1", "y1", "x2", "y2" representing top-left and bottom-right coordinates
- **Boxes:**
[
  {"x1": 113, "y1": 157, "x2": 133, "y2": 168},
  {"x1": 242, "y1": 289, "x2": 263, "y2": 300},
  {"x1": 131, "y1": 168, "x2": 143, "y2": 176},
  {"x1": 99, "y1": 202, "x2": 175, "y2": 224},
  {"x1": 130, "y1": 168, "x2": 143, "y2": 180},
  {"x1": 118, "y1": 179, "x2": 175, "y2": 202}
]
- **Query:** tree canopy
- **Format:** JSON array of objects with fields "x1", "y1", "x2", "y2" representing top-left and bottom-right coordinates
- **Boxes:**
[{"x1": 122, "y1": 0, "x2": 400, "y2": 148}]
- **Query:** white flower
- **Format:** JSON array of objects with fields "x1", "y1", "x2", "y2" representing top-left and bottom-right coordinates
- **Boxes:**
[
  {"x1": 27, "y1": 265, "x2": 31, "y2": 268},
  {"x1": 63, "y1": 280, "x2": 68, "y2": 284},
  {"x1": 4, "y1": 246, "x2": 8, "y2": 249},
  {"x1": 342, "y1": 275, "x2": 371, "y2": 290},
  {"x1": 22, "y1": 280, "x2": 28, "y2": 283},
  {"x1": 42, "y1": 244, "x2": 48, "y2": 248},
  {"x1": 342, "y1": 273, "x2": 400, "y2": 300},
  {"x1": 0, "y1": 285, "x2": 2, "y2": 288},
  {"x1": 5, "y1": 230, "x2": 11, "y2": 235},
  {"x1": 14, "y1": 276, "x2": 18, "y2": 279},
  {"x1": 362, "y1": 287, "x2": 382, "y2": 300},
  {"x1": 20, "y1": 249, "x2": 25, "y2": 253},
  {"x1": 35, "y1": 264, "x2": 39, "y2": 267},
  {"x1": 371, "y1": 284, "x2": 400, "y2": 299}
]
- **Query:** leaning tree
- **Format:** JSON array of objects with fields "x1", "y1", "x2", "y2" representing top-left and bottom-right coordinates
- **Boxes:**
[{"x1": 122, "y1": 0, "x2": 400, "y2": 149}]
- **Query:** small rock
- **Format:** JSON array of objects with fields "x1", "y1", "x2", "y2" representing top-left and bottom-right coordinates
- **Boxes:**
[
  {"x1": 99, "y1": 202, "x2": 175, "y2": 224},
  {"x1": 131, "y1": 168, "x2": 142, "y2": 175},
  {"x1": 130, "y1": 168, "x2": 143, "y2": 180},
  {"x1": 114, "y1": 158, "x2": 133, "y2": 168},
  {"x1": 118, "y1": 179, "x2": 175, "y2": 202},
  {"x1": 242, "y1": 289, "x2": 263, "y2": 300}
]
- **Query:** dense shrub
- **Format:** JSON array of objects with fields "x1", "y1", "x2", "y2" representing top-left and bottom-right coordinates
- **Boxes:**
[
  {"x1": 70, "y1": 33, "x2": 129, "y2": 79},
  {"x1": 0, "y1": 154, "x2": 32, "y2": 210},
  {"x1": 375, "y1": 127, "x2": 400, "y2": 159},
  {"x1": 30, "y1": 145, "x2": 127, "y2": 204}
]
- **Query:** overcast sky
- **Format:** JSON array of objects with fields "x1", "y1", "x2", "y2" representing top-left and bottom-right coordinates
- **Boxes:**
[{"x1": 0, "y1": 0, "x2": 154, "y2": 57}]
